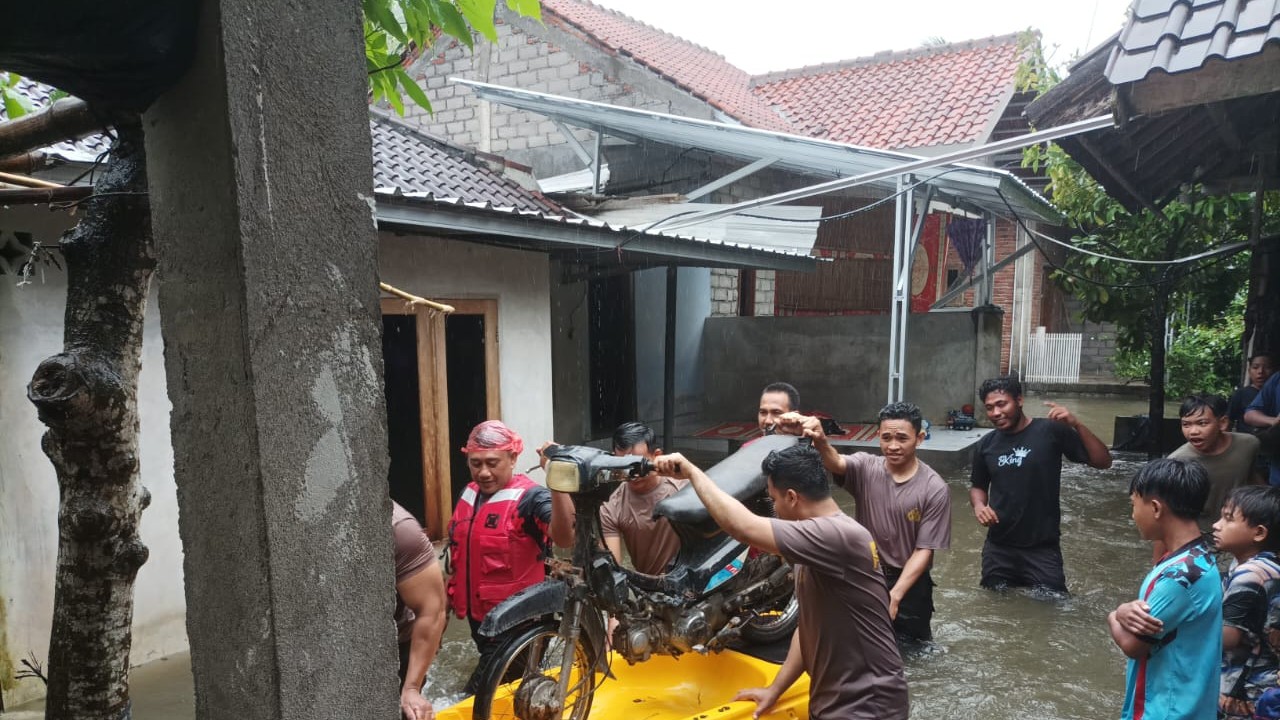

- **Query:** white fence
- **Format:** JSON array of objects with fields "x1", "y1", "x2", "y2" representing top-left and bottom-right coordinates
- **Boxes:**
[{"x1": 1024, "y1": 328, "x2": 1082, "y2": 383}]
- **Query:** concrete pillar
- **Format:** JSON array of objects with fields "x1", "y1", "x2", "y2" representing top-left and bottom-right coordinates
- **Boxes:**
[{"x1": 142, "y1": 0, "x2": 397, "y2": 718}]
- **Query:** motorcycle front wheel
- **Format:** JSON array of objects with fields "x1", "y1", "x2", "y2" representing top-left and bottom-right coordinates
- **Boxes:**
[
  {"x1": 740, "y1": 592, "x2": 800, "y2": 644},
  {"x1": 471, "y1": 620, "x2": 597, "y2": 720}
]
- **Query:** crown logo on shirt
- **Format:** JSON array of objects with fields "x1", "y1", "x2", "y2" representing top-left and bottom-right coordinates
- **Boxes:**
[{"x1": 998, "y1": 446, "x2": 1032, "y2": 467}]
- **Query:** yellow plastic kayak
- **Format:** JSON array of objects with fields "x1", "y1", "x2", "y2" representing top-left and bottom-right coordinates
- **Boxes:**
[{"x1": 435, "y1": 649, "x2": 809, "y2": 720}]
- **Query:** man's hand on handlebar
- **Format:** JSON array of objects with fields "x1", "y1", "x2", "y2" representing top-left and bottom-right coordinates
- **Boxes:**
[{"x1": 653, "y1": 452, "x2": 698, "y2": 480}]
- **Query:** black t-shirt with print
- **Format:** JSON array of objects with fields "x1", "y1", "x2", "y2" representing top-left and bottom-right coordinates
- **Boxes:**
[{"x1": 970, "y1": 418, "x2": 1089, "y2": 548}]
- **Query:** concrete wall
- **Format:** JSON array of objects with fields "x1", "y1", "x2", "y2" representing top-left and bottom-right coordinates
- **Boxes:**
[
  {"x1": 379, "y1": 233, "x2": 554, "y2": 470},
  {"x1": 0, "y1": 207, "x2": 187, "y2": 708},
  {"x1": 701, "y1": 310, "x2": 1001, "y2": 424},
  {"x1": 633, "y1": 267, "x2": 711, "y2": 425}
]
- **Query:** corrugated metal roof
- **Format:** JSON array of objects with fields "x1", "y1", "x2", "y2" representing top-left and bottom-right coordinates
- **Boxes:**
[
  {"x1": 372, "y1": 193, "x2": 818, "y2": 272},
  {"x1": 455, "y1": 78, "x2": 1062, "y2": 224},
  {"x1": 1107, "y1": 0, "x2": 1280, "y2": 83}
]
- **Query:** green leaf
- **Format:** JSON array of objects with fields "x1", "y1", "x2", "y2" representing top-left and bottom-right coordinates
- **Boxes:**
[
  {"x1": 436, "y1": 2, "x2": 475, "y2": 48},
  {"x1": 395, "y1": 68, "x2": 434, "y2": 114},
  {"x1": 505, "y1": 0, "x2": 541, "y2": 21},
  {"x1": 2, "y1": 87, "x2": 33, "y2": 119},
  {"x1": 457, "y1": 0, "x2": 499, "y2": 42},
  {"x1": 364, "y1": 0, "x2": 409, "y2": 44}
]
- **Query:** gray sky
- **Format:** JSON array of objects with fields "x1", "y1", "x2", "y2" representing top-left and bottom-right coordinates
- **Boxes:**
[{"x1": 587, "y1": 0, "x2": 1135, "y2": 75}]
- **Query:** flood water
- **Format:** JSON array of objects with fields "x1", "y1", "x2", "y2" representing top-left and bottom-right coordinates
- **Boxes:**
[{"x1": 425, "y1": 458, "x2": 1167, "y2": 718}]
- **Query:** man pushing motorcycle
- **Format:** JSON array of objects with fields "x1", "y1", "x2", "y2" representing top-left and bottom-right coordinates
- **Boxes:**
[{"x1": 653, "y1": 443, "x2": 909, "y2": 720}]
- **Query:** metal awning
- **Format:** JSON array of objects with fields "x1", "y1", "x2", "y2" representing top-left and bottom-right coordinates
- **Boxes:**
[
  {"x1": 454, "y1": 78, "x2": 1062, "y2": 224},
  {"x1": 373, "y1": 192, "x2": 817, "y2": 274}
]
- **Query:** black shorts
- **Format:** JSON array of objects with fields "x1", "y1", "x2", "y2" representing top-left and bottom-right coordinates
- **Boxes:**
[
  {"x1": 980, "y1": 539, "x2": 1067, "y2": 593},
  {"x1": 884, "y1": 566, "x2": 934, "y2": 642}
]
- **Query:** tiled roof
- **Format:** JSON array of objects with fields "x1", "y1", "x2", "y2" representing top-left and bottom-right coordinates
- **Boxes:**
[
  {"x1": 369, "y1": 112, "x2": 560, "y2": 213},
  {"x1": 1106, "y1": 0, "x2": 1280, "y2": 84},
  {"x1": 540, "y1": 0, "x2": 794, "y2": 132},
  {"x1": 3, "y1": 78, "x2": 113, "y2": 162},
  {"x1": 749, "y1": 34, "x2": 1028, "y2": 151}
]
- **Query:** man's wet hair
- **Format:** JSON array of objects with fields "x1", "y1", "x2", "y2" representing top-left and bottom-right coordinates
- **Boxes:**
[
  {"x1": 1223, "y1": 486, "x2": 1280, "y2": 552},
  {"x1": 761, "y1": 382, "x2": 800, "y2": 412},
  {"x1": 879, "y1": 401, "x2": 924, "y2": 432},
  {"x1": 1178, "y1": 393, "x2": 1228, "y2": 420},
  {"x1": 762, "y1": 443, "x2": 830, "y2": 501},
  {"x1": 978, "y1": 375, "x2": 1022, "y2": 402},
  {"x1": 613, "y1": 421, "x2": 657, "y2": 454},
  {"x1": 1129, "y1": 457, "x2": 1210, "y2": 520}
]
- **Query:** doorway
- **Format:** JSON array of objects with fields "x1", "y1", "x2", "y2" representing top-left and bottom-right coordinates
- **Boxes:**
[
  {"x1": 588, "y1": 274, "x2": 636, "y2": 437},
  {"x1": 380, "y1": 296, "x2": 501, "y2": 539}
]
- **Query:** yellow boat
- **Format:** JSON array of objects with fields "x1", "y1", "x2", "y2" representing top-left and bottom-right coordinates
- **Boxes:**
[{"x1": 436, "y1": 649, "x2": 810, "y2": 720}]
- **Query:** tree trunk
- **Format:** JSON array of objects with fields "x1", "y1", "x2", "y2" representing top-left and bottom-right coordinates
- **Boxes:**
[
  {"x1": 1148, "y1": 287, "x2": 1167, "y2": 460},
  {"x1": 26, "y1": 120, "x2": 153, "y2": 720}
]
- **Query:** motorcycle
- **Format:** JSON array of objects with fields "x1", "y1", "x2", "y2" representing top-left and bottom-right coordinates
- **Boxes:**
[{"x1": 467, "y1": 434, "x2": 801, "y2": 720}]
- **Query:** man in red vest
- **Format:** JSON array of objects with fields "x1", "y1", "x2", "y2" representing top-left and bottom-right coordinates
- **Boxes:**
[{"x1": 446, "y1": 420, "x2": 565, "y2": 694}]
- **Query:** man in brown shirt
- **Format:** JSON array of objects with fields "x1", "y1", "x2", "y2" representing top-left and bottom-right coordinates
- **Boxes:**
[
  {"x1": 784, "y1": 401, "x2": 952, "y2": 642},
  {"x1": 598, "y1": 422, "x2": 687, "y2": 574},
  {"x1": 654, "y1": 444, "x2": 908, "y2": 720},
  {"x1": 393, "y1": 501, "x2": 447, "y2": 720}
]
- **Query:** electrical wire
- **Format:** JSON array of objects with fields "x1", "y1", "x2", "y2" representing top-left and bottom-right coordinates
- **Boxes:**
[
  {"x1": 1024, "y1": 222, "x2": 1249, "y2": 266},
  {"x1": 995, "y1": 189, "x2": 1249, "y2": 290}
]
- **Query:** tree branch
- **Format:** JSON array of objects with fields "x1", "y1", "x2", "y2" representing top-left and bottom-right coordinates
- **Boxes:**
[{"x1": 0, "y1": 98, "x2": 103, "y2": 157}]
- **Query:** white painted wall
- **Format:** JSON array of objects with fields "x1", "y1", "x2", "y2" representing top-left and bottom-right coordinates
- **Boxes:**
[
  {"x1": 0, "y1": 207, "x2": 187, "y2": 708},
  {"x1": 378, "y1": 233, "x2": 554, "y2": 472},
  {"x1": 0, "y1": 221, "x2": 555, "y2": 708}
]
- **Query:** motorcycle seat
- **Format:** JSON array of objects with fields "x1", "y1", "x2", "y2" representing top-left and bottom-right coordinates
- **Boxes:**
[{"x1": 654, "y1": 434, "x2": 799, "y2": 526}]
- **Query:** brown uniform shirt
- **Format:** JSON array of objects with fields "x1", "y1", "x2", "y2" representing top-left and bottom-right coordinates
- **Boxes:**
[
  {"x1": 393, "y1": 502, "x2": 437, "y2": 642},
  {"x1": 772, "y1": 513, "x2": 909, "y2": 720},
  {"x1": 840, "y1": 453, "x2": 952, "y2": 569},
  {"x1": 599, "y1": 476, "x2": 687, "y2": 575},
  {"x1": 1170, "y1": 432, "x2": 1260, "y2": 518}
]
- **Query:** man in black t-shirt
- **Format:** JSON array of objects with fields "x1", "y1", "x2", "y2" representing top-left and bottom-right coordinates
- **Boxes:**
[{"x1": 969, "y1": 376, "x2": 1112, "y2": 592}]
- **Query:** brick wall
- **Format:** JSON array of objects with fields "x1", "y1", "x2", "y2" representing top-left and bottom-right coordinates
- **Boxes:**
[
  {"x1": 710, "y1": 268, "x2": 738, "y2": 317},
  {"x1": 403, "y1": 14, "x2": 722, "y2": 172},
  {"x1": 1063, "y1": 297, "x2": 1120, "y2": 378}
]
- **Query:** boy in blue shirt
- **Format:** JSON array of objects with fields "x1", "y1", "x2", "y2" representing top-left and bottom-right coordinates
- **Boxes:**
[{"x1": 1109, "y1": 457, "x2": 1222, "y2": 720}]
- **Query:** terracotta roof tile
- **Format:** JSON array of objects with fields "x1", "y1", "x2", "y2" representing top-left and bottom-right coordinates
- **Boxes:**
[
  {"x1": 541, "y1": 0, "x2": 794, "y2": 132},
  {"x1": 750, "y1": 35, "x2": 1027, "y2": 150}
]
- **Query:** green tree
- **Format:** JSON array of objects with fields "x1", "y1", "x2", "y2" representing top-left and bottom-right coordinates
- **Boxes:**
[{"x1": 1018, "y1": 33, "x2": 1276, "y2": 452}]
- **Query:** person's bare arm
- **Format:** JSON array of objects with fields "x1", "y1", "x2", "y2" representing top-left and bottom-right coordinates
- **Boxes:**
[
  {"x1": 549, "y1": 490, "x2": 576, "y2": 549},
  {"x1": 1108, "y1": 609, "x2": 1151, "y2": 659},
  {"x1": 603, "y1": 534, "x2": 625, "y2": 565},
  {"x1": 888, "y1": 548, "x2": 933, "y2": 620},
  {"x1": 970, "y1": 487, "x2": 999, "y2": 526},
  {"x1": 778, "y1": 412, "x2": 846, "y2": 476},
  {"x1": 1245, "y1": 408, "x2": 1278, "y2": 428},
  {"x1": 1044, "y1": 402, "x2": 1112, "y2": 469},
  {"x1": 733, "y1": 629, "x2": 804, "y2": 719},
  {"x1": 654, "y1": 453, "x2": 777, "y2": 554},
  {"x1": 398, "y1": 563, "x2": 447, "y2": 719},
  {"x1": 1223, "y1": 625, "x2": 1245, "y2": 651}
]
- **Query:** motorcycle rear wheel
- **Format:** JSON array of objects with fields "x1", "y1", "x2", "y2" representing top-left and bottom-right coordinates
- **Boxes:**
[
  {"x1": 471, "y1": 621, "x2": 596, "y2": 720},
  {"x1": 740, "y1": 592, "x2": 800, "y2": 644}
]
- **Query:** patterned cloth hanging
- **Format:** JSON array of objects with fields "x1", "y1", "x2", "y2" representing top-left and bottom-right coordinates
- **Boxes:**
[{"x1": 946, "y1": 217, "x2": 986, "y2": 276}]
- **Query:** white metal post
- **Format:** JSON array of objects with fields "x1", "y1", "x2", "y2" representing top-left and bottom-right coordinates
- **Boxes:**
[{"x1": 888, "y1": 175, "x2": 905, "y2": 404}]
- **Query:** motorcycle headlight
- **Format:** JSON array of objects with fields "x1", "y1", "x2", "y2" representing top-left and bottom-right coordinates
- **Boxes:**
[{"x1": 546, "y1": 459, "x2": 582, "y2": 493}]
